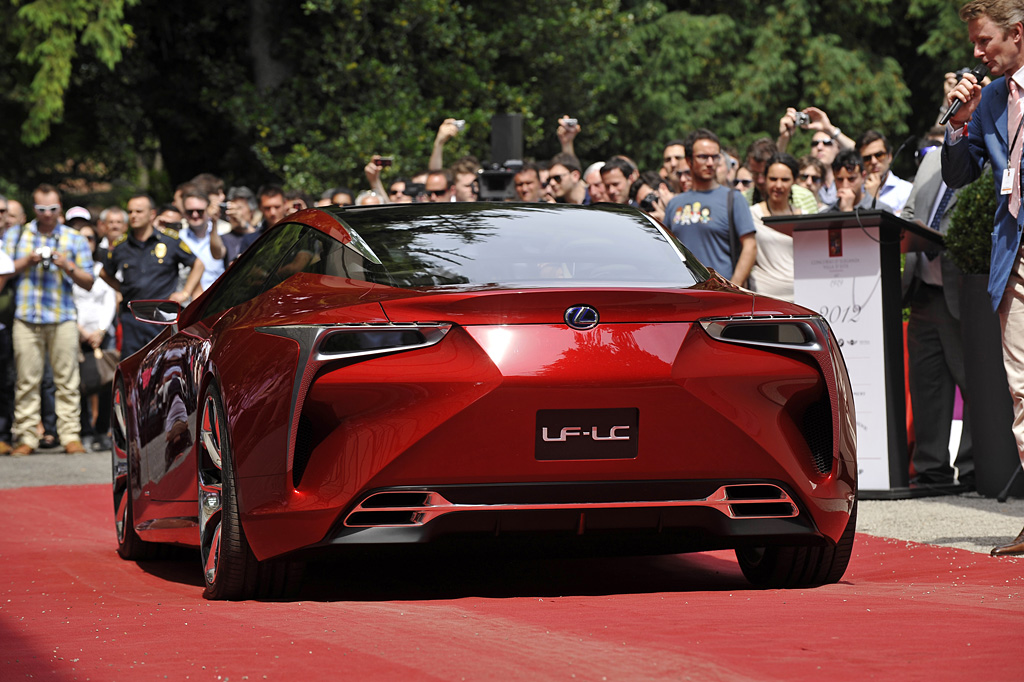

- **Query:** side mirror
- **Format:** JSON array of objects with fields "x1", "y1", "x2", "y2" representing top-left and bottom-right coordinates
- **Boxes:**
[{"x1": 128, "y1": 300, "x2": 181, "y2": 326}]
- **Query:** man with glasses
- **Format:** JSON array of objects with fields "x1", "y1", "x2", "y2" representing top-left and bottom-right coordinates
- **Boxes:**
[
  {"x1": 387, "y1": 179, "x2": 416, "y2": 203},
  {"x1": 179, "y1": 190, "x2": 226, "y2": 291},
  {"x1": 100, "y1": 194, "x2": 203, "y2": 357},
  {"x1": 3, "y1": 184, "x2": 95, "y2": 456},
  {"x1": 858, "y1": 130, "x2": 913, "y2": 213},
  {"x1": 664, "y1": 129, "x2": 757, "y2": 287},
  {"x1": 424, "y1": 170, "x2": 454, "y2": 202},
  {"x1": 546, "y1": 153, "x2": 590, "y2": 205},
  {"x1": 796, "y1": 156, "x2": 829, "y2": 211}
]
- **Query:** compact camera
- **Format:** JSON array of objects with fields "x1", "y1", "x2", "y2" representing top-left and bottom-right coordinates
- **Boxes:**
[
  {"x1": 35, "y1": 245, "x2": 53, "y2": 269},
  {"x1": 453, "y1": 120, "x2": 466, "y2": 131},
  {"x1": 375, "y1": 156, "x2": 394, "y2": 167},
  {"x1": 793, "y1": 111, "x2": 811, "y2": 127},
  {"x1": 563, "y1": 118, "x2": 579, "y2": 129}
]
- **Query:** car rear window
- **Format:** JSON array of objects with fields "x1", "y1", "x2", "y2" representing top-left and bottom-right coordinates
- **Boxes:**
[{"x1": 331, "y1": 204, "x2": 708, "y2": 289}]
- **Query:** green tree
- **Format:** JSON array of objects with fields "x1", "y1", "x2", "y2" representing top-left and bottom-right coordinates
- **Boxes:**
[{"x1": 0, "y1": 0, "x2": 984, "y2": 197}]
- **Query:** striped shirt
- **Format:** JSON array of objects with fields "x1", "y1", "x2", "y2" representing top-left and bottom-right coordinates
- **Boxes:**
[{"x1": 2, "y1": 221, "x2": 94, "y2": 324}]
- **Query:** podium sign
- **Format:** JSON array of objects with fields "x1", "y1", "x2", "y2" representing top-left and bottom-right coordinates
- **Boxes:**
[
  {"x1": 792, "y1": 225, "x2": 889, "y2": 489},
  {"x1": 763, "y1": 210, "x2": 943, "y2": 496}
]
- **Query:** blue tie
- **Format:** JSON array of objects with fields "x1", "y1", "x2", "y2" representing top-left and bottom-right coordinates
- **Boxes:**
[{"x1": 929, "y1": 186, "x2": 954, "y2": 231}]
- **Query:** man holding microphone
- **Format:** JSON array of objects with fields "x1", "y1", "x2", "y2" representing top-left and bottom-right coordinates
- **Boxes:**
[{"x1": 943, "y1": 0, "x2": 1024, "y2": 556}]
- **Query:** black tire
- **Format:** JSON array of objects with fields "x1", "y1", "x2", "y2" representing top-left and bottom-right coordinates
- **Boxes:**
[
  {"x1": 736, "y1": 498, "x2": 857, "y2": 588},
  {"x1": 199, "y1": 384, "x2": 303, "y2": 600},
  {"x1": 112, "y1": 379, "x2": 164, "y2": 560}
]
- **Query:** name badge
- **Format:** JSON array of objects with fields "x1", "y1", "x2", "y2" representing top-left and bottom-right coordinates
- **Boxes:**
[{"x1": 1003, "y1": 167, "x2": 1015, "y2": 195}]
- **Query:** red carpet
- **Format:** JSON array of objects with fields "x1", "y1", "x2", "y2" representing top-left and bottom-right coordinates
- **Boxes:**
[{"x1": 1, "y1": 484, "x2": 1021, "y2": 681}]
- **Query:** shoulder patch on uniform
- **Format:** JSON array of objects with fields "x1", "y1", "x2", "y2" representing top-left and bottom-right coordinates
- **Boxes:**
[
  {"x1": 178, "y1": 240, "x2": 192, "y2": 255},
  {"x1": 112, "y1": 234, "x2": 128, "y2": 248},
  {"x1": 162, "y1": 228, "x2": 180, "y2": 240}
]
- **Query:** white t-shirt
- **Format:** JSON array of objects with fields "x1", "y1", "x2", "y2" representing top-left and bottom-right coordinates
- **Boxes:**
[
  {"x1": 0, "y1": 249, "x2": 12, "y2": 276},
  {"x1": 749, "y1": 202, "x2": 799, "y2": 302}
]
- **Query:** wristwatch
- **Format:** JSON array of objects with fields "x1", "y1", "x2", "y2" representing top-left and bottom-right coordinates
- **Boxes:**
[{"x1": 830, "y1": 127, "x2": 842, "y2": 140}]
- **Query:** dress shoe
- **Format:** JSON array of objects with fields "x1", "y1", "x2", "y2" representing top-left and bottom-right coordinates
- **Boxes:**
[
  {"x1": 0, "y1": 442, "x2": 11, "y2": 455},
  {"x1": 991, "y1": 525, "x2": 1024, "y2": 556},
  {"x1": 10, "y1": 444, "x2": 33, "y2": 457},
  {"x1": 63, "y1": 441, "x2": 87, "y2": 455}
]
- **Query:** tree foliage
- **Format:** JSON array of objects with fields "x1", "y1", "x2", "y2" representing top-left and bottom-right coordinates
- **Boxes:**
[{"x1": 0, "y1": 0, "x2": 982, "y2": 198}]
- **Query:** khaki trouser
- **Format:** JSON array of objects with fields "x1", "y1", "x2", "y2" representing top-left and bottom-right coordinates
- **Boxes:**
[{"x1": 12, "y1": 319, "x2": 81, "y2": 449}]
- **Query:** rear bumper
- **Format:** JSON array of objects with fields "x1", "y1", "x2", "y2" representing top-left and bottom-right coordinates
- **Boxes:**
[{"x1": 299, "y1": 479, "x2": 841, "y2": 557}]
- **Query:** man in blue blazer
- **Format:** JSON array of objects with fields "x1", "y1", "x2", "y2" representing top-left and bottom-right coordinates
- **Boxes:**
[{"x1": 942, "y1": 0, "x2": 1024, "y2": 556}]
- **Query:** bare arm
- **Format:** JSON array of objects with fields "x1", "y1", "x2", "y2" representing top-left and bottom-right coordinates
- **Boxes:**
[
  {"x1": 731, "y1": 232, "x2": 757, "y2": 288},
  {"x1": 170, "y1": 259, "x2": 204, "y2": 303},
  {"x1": 429, "y1": 119, "x2": 459, "y2": 171},
  {"x1": 365, "y1": 157, "x2": 390, "y2": 203},
  {"x1": 556, "y1": 115, "x2": 580, "y2": 157},
  {"x1": 54, "y1": 252, "x2": 94, "y2": 291},
  {"x1": 99, "y1": 267, "x2": 121, "y2": 293},
  {"x1": 208, "y1": 225, "x2": 226, "y2": 260}
]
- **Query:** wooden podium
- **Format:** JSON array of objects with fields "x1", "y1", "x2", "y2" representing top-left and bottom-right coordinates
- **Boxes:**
[{"x1": 762, "y1": 210, "x2": 943, "y2": 498}]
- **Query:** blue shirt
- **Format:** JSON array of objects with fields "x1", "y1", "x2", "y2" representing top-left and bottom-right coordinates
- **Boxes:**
[
  {"x1": 665, "y1": 186, "x2": 755, "y2": 279},
  {"x1": 2, "y1": 221, "x2": 93, "y2": 324}
]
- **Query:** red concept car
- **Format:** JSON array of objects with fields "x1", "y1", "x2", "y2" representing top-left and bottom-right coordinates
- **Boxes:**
[{"x1": 111, "y1": 202, "x2": 857, "y2": 600}]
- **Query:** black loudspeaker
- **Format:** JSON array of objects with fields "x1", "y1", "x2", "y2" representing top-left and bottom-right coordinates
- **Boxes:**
[{"x1": 491, "y1": 114, "x2": 523, "y2": 165}]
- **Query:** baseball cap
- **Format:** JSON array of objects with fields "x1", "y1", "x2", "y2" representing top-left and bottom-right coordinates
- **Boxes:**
[{"x1": 65, "y1": 206, "x2": 92, "y2": 223}]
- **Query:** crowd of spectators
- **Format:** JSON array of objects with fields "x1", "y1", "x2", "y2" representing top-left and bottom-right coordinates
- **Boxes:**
[{"x1": 0, "y1": 102, "x2": 950, "y2": 458}]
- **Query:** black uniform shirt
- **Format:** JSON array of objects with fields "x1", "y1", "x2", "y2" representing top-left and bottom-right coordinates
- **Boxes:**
[{"x1": 104, "y1": 229, "x2": 196, "y2": 312}]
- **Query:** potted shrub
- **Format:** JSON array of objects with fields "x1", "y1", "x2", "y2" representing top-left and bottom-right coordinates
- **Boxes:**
[{"x1": 946, "y1": 170, "x2": 1023, "y2": 498}]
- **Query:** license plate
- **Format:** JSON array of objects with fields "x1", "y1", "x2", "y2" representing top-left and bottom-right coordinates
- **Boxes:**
[{"x1": 535, "y1": 408, "x2": 639, "y2": 460}]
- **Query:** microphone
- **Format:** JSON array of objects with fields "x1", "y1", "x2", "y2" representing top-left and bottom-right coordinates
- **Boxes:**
[{"x1": 939, "y1": 64, "x2": 987, "y2": 126}]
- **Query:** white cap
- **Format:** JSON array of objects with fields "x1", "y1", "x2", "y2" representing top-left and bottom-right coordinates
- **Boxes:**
[{"x1": 65, "y1": 206, "x2": 92, "y2": 223}]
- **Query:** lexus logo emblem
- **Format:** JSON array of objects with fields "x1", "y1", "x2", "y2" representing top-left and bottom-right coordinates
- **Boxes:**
[{"x1": 564, "y1": 305, "x2": 599, "y2": 330}]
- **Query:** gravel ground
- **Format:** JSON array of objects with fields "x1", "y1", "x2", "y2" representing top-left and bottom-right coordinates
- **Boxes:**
[{"x1": 3, "y1": 450, "x2": 1023, "y2": 555}]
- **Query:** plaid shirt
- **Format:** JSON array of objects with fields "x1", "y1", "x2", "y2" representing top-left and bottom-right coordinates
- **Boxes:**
[{"x1": 2, "y1": 221, "x2": 94, "y2": 324}]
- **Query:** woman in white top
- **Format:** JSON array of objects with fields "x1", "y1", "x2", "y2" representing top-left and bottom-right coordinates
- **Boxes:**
[{"x1": 749, "y1": 153, "x2": 802, "y2": 302}]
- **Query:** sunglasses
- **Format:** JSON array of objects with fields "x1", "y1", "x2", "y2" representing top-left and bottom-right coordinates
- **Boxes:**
[
  {"x1": 862, "y1": 151, "x2": 889, "y2": 162},
  {"x1": 734, "y1": 179, "x2": 753, "y2": 188},
  {"x1": 291, "y1": 202, "x2": 305, "y2": 210},
  {"x1": 35, "y1": 204, "x2": 60, "y2": 213},
  {"x1": 798, "y1": 173, "x2": 823, "y2": 183},
  {"x1": 185, "y1": 208, "x2": 205, "y2": 216},
  {"x1": 0, "y1": 207, "x2": 7, "y2": 214},
  {"x1": 547, "y1": 173, "x2": 565, "y2": 185},
  {"x1": 812, "y1": 139, "x2": 835, "y2": 147},
  {"x1": 426, "y1": 190, "x2": 448, "y2": 198}
]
